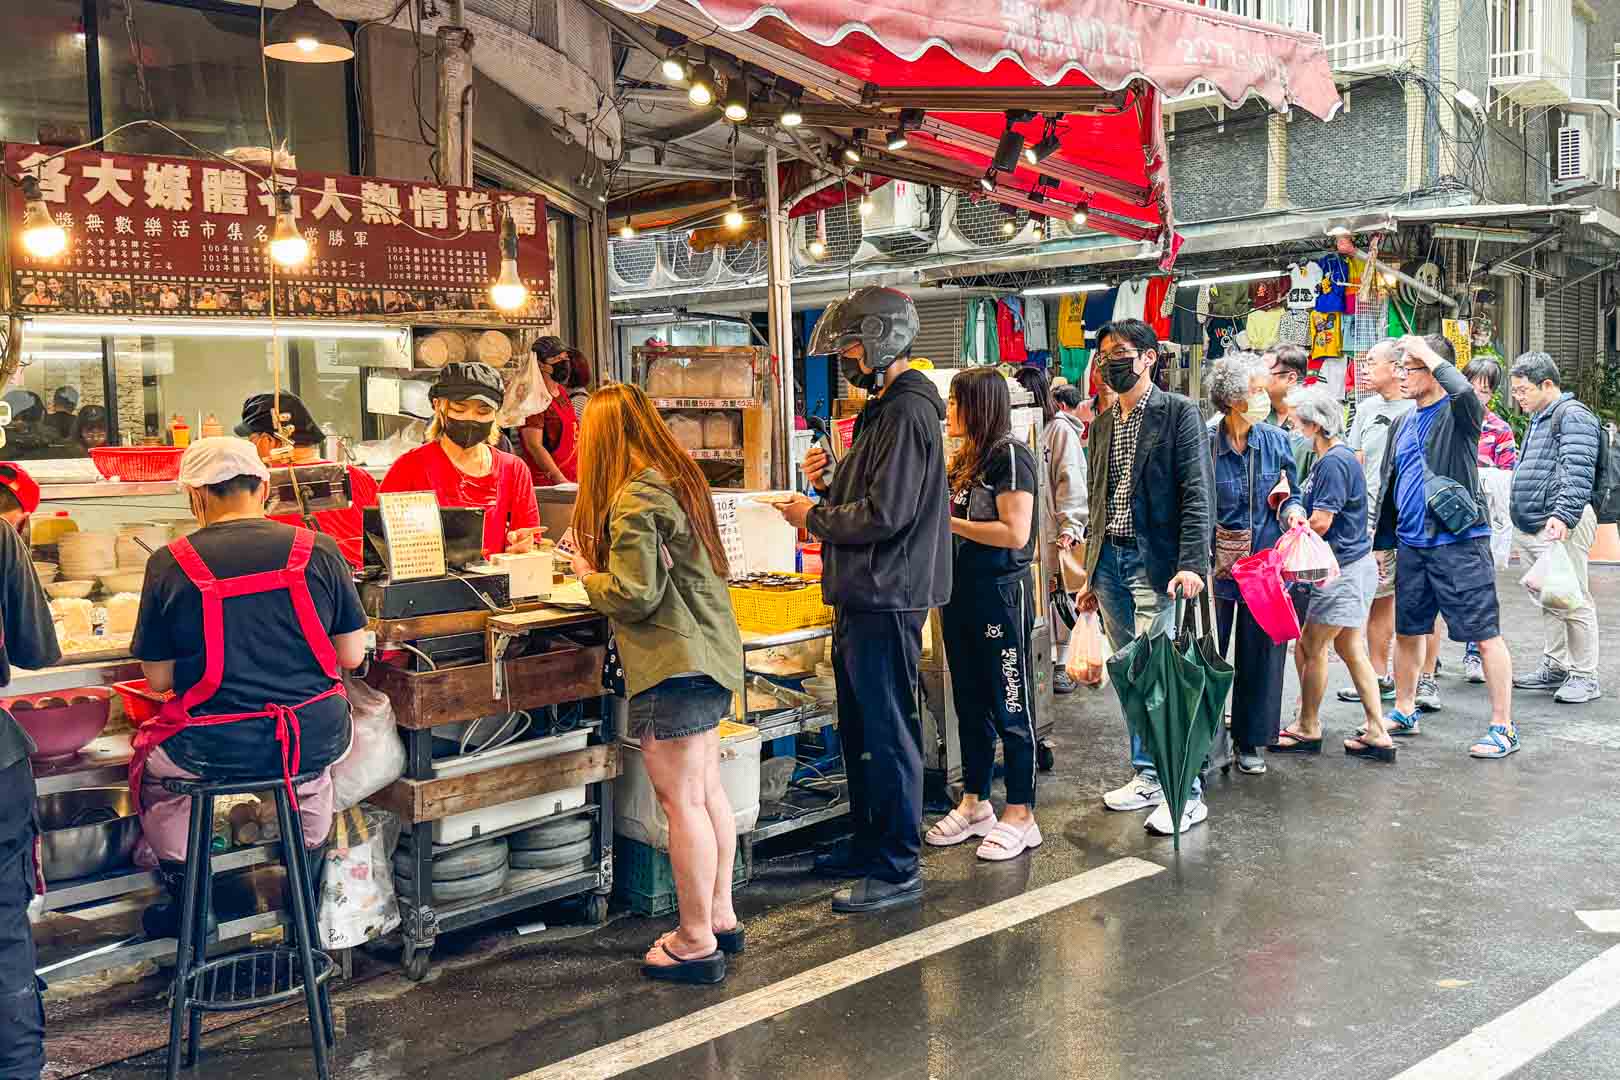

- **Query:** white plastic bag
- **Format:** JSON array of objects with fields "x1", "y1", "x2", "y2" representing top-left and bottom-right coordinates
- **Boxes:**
[
  {"x1": 1522, "y1": 542, "x2": 1584, "y2": 613},
  {"x1": 331, "y1": 674, "x2": 405, "y2": 812},
  {"x1": 317, "y1": 806, "x2": 401, "y2": 950},
  {"x1": 1064, "y1": 611, "x2": 1107, "y2": 687},
  {"x1": 497, "y1": 350, "x2": 551, "y2": 427}
]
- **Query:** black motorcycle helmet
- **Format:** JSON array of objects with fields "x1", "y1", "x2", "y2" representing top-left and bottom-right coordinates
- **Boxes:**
[{"x1": 809, "y1": 286, "x2": 919, "y2": 390}]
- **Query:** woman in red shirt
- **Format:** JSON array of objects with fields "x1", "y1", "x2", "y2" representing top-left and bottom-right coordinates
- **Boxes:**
[
  {"x1": 381, "y1": 362, "x2": 540, "y2": 556},
  {"x1": 520, "y1": 336, "x2": 579, "y2": 486}
]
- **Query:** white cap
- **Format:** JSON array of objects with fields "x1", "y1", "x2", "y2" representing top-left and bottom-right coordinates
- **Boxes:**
[{"x1": 178, "y1": 436, "x2": 271, "y2": 489}]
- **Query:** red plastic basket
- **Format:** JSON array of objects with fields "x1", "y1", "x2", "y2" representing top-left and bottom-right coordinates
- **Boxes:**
[
  {"x1": 89, "y1": 446, "x2": 186, "y2": 482},
  {"x1": 112, "y1": 679, "x2": 172, "y2": 726}
]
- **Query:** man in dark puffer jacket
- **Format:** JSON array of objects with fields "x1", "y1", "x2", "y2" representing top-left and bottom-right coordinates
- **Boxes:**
[{"x1": 1508, "y1": 352, "x2": 1602, "y2": 704}]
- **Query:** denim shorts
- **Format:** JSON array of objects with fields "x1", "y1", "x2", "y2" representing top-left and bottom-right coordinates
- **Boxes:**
[
  {"x1": 626, "y1": 675, "x2": 731, "y2": 741},
  {"x1": 1395, "y1": 537, "x2": 1500, "y2": 642}
]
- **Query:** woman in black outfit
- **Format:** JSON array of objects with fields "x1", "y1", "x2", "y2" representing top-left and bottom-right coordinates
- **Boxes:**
[{"x1": 925, "y1": 368, "x2": 1043, "y2": 861}]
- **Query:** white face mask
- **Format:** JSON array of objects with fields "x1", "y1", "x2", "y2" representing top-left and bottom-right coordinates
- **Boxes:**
[{"x1": 1243, "y1": 390, "x2": 1271, "y2": 424}]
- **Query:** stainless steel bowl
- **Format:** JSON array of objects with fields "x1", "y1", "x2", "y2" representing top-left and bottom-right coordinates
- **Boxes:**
[{"x1": 37, "y1": 787, "x2": 141, "y2": 883}]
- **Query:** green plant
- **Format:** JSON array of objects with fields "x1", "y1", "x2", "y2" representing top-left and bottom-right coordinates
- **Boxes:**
[{"x1": 1490, "y1": 390, "x2": 1529, "y2": 444}]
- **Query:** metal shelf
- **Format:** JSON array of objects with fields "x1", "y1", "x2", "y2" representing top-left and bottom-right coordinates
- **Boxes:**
[
  {"x1": 9, "y1": 659, "x2": 142, "y2": 697},
  {"x1": 38, "y1": 909, "x2": 292, "y2": 984},
  {"x1": 749, "y1": 799, "x2": 849, "y2": 843},
  {"x1": 754, "y1": 707, "x2": 835, "y2": 743},
  {"x1": 42, "y1": 841, "x2": 286, "y2": 913},
  {"x1": 39, "y1": 481, "x2": 183, "y2": 500},
  {"x1": 741, "y1": 626, "x2": 833, "y2": 651},
  {"x1": 402, "y1": 802, "x2": 599, "y2": 856},
  {"x1": 434, "y1": 864, "x2": 598, "y2": 934}
]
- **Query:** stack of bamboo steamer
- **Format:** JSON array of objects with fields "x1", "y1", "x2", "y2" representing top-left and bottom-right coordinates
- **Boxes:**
[
  {"x1": 415, "y1": 329, "x2": 516, "y2": 369},
  {"x1": 59, "y1": 531, "x2": 117, "y2": 581}
]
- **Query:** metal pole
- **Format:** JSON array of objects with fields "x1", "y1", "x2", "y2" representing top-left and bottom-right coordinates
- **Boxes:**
[
  {"x1": 436, "y1": 1, "x2": 474, "y2": 186},
  {"x1": 1351, "y1": 245, "x2": 1458, "y2": 309},
  {"x1": 764, "y1": 146, "x2": 795, "y2": 489}
]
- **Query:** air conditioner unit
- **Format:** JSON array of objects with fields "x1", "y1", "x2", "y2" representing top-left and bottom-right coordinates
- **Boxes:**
[
  {"x1": 860, "y1": 180, "x2": 932, "y2": 241},
  {"x1": 1557, "y1": 123, "x2": 1592, "y2": 183}
]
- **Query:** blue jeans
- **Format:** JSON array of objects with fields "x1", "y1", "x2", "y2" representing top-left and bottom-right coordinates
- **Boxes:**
[{"x1": 1090, "y1": 541, "x2": 1202, "y2": 797}]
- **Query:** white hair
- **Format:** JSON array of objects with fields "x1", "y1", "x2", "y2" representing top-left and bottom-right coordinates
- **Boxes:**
[
  {"x1": 1286, "y1": 384, "x2": 1345, "y2": 437},
  {"x1": 1208, "y1": 351, "x2": 1267, "y2": 410}
]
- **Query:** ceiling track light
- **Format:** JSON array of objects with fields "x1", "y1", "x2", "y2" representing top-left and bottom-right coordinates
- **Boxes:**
[
  {"x1": 886, "y1": 129, "x2": 909, "y2": 151},
  {"x1": 262, "y1": 0, "x2": 353, "y2": 63},
  {"x1": 1071, "y1": 203, "x2": 1089, "y2": 226},
  {"x1": 687, "y1": 62, "x2": 716, "y2": 107},
  {"x1": 886, "y1": 109, "x2": 925, "y2": 152},
  {"x1": 1024, "y1": 114, "x2": 1062, "y2": 165},
  {"x1": 661, "y1": 53, "x2": 689, "y2": 83},
  {"x1": 722, "y1": 75, "x2": 749, "y2": 123},
  {"x1": 780, "y1": 102, "x2": 804, "y2": 128},
  {"x1": 843, "y1": 131, "x2": 865, "y2": 165},
  {"x1": 979, "y1": 169, "x2": 997, "y2": 193},
  {"x1": 992, "y1": 109, "x2": 1036, "y2": 174}
]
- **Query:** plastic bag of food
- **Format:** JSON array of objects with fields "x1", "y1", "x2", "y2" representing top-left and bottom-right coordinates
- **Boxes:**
[
  {"x1": 668, "y1": 411, "x2": 703, "y2": 451},
  {"x1": 1522, "y1": 542, "x2": 1584, "y2": 613},
  {"x1": 702, "y1": 412, "x2": 740, "y2": 449},
  {"x1": 330, "y1": 674, "x2": 405, "y2": 811},
  {"x1": 1274, "y1": 522, "x2": 1340, "y2": 585},
  {"x1": 497, "y1": 351, "x2": 551, "y2": 428},
  {"x1": 1064, "y1": 611, "x2": 1107, "y2": 687},
  {"x1": 316, "y1": 805, "x2": 401, "y2": 950}
]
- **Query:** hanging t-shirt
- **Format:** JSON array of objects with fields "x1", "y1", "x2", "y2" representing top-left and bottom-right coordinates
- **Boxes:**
[
  {"x1": 1386, "y1": 298, "x2": 1417, "y2": 336},
  {"x1": 1206, "y1": 317, "x2": 1242, "y2": 360},
  {"x1": 1083, "y1": 290, "x2": 1118, "y2": 344},
  {"x1": 1246, "y1": 307, "x2": 1284, "y2": 350},
  {"x1": 1315, "y1": 255, "x2": 1352, "y2": 314},
  {"x1": 1024, "y1": 295, "x2": 1050, "y2": 351},
  {"x1": 1170, "y1": 286, "x2": 1202, "y2": 345},
  {"x1": 1309, "y1": 311, "x2": 1343, "y2": 361},
  {"x1": 1278, "y1": 310, "x2": 1311, "y2": 347},
  {"x1": 997, "y1": 298, "x2": 1028, "y2": 364},
  {"x1": 1208, "y1": 283, "x2": 1253, "y2": 318},
  {"x1": 950, "y1": 439, "x2": 1041, "y2": 578},
  {"x1": 1056, "y1": 294, "x2": 1086, "y2": 349},
  {"x1": 1288, "y1": 262, "x2": 1323, "y2": 309},
  {"x1": 1345, "y1": 256, "x2": 1369, "y2": 314},
  {"x1": 1144, "y1": 276, "x2": 1172, "y2": 339},
  {"x1": 1250, "y1": 276, "x2": 1288, "y2": 312},
  {"x1": 1113, "y1": 279, "x2": 1151, "y2": 322}
]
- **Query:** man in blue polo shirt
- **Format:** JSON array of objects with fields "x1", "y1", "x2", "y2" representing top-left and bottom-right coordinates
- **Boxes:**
[{"x1": 1373, "y1": 334, "x2": 1518, "y2": 758}]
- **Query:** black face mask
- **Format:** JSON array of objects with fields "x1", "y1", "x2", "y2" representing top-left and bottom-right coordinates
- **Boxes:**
[
  {"x1": 444, "y1": 417, "x2": 494, "y2": 449},
  {"x1": 840, "y1": 351, "x2": 878, "y2": 391},
  {"x1": 1105, "y1": 358, "x2": 1142, "y2": 394}
]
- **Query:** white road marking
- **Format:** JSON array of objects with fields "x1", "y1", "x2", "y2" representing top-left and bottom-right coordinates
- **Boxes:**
[
  {"x1": 1576, "y1": 910, "x2": 1620, "y2": 934},
  {"x1": 1389, "y1": 943, "x2": 1620, "y2": 1080},
  {"x1": 512, "y1": 856, "x2": 1165, "y2": 1080}
]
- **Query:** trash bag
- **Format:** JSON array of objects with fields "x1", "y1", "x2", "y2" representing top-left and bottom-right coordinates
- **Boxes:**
[
  {"x1": 1522, "y1": 542, "x2": 1584, "y2": 613},
  {"x1": 1231, "y1": 547, "x2": 1302, "y2": 644},
  {"x1": 1274, "y1": 522, "x2": 1340, "y2": 585},
  {"x1": 1064, "y1": 610, "x2": 1107, "y2": 687},
  {"x1": 317, "y1": 805, "x2": 402, "y2": 950},
  {"x1": 331, "y1": 674, "x2": 406, "y2": 812}
]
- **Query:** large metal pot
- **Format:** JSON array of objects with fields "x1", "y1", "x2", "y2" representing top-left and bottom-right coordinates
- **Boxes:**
[{"x1": 36, "y1": 787, "x2": 141, "y2": 883}]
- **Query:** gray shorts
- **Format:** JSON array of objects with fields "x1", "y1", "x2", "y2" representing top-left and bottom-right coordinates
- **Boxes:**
[
  {"x1": 626, "y1": 675, "x2": 730, "y2": 741},
  {"x1": 1306, "y1": 552, "x2": 1378, "y2": 628}
]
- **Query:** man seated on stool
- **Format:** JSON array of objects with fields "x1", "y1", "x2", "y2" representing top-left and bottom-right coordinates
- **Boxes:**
[{"x1": 129, "y1": 438, "x2": 368, "y2": 937}]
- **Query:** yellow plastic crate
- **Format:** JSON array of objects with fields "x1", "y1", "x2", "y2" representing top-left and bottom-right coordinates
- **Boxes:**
[{"x1": 728, "y1": 573, "x2": 832, "y2": 633}]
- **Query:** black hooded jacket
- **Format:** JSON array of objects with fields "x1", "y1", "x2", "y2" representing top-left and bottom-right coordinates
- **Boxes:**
[{"x1": 808, "y1": 369, "x2": 952, "y2": 612}]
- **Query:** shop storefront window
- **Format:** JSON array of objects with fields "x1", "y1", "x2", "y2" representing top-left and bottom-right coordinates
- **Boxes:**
[
  {"x1": 0, "y1": 5, "x2": 93, "y2": 145},
  {"x1": 95, "y1": 0, "x2": 351, "y2": 174}
]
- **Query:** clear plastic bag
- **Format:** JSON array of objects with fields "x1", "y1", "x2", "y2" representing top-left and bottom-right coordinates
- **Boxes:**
[
  {"x1": 317, "y1": 805, "x2": 401, "y2": 950},
  {"x1": 331, "y1": 674, "x2": 406, "y2": 812},
  {"x1": 1275, "y1": 522, "x2": 1340, "y2": 585},
  {"x1": 1064, "y1": 610, "x2": 1107, "y2": 687},
  {"x1": 1522, "y1": 542, "x2": 1584, "y2": 613},
  {"x1": 497, "y1": 351, "x2": 551, "y2": 427}
]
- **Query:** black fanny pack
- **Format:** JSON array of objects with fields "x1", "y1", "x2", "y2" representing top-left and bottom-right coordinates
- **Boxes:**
[{"x1": 1423, "y1": 474, "x2": 1482, "y2": 535}]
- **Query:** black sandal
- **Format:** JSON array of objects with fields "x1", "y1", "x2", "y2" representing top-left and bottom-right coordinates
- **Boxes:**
[
  {"x1": 1269, "y1": 729, "x2": 1323, "y2": 754},
  {"x1": 642, "y1": 941, "x2": 726, "y2": 984},
  {"x1": 716, "y1": 925, "x2": 745, "y2": 955},
  {"x1": 1344, "y1": 735, "x2": 1397, "y2": 763}
]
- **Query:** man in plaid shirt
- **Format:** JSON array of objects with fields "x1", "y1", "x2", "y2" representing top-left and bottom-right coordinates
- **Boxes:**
[{"x1": 1463, "y1": 357, "x2": 1518, "y2": 683}]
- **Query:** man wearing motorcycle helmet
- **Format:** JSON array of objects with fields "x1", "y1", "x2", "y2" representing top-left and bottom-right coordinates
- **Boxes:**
[{"x1": 775, "y1": 287, "x2": 951, "y2": 914}]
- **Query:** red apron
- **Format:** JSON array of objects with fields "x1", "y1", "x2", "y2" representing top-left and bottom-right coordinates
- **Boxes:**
[{"x1": 129, "y1": 528, "x2": 346, "y2": 814}]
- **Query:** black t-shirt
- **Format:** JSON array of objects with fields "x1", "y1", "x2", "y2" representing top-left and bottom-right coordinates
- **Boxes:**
[
  {"x1": 132, "y1": 519, "x2": 366, "y2": 778},
  {"x1": 1, "y1": 523, "x2": 62, "y2": 773},
  {"x1": 1302, "y1": 443, "x2": 1372, "y2": 565},
  {"x1": 949, "y1": 438, "x2": 1040, "y2": 579}
]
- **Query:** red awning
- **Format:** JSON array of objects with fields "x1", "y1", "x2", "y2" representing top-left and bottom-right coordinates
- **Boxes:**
[{"x1": 608, "y1": 0, "x2": 1340, "y2": 249}]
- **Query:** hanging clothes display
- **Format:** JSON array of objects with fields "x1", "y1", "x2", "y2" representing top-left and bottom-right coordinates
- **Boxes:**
[
  {"x1": 996, "y1": 297, "x2": 1029, "y2": 365},
  {"x1": 1113, "y1": 278, "x2": 1151, "y2": 321},
  {"x1": 961, "y1": 297, "x2": 1000, "y2": 365},
  {"x1": 1246, "y1": 306, "x2": 1283, "y2": 350},
  {"x1": 1250, "y1": 277, "x2": 1288, "y2": 312},
  {"x1": 1056, "y1": 294, "x2": 1086, "y2": 349},
  {"x1": 1314, "y1": 254, "x2": 1351, "y2": 314},
  {"x1": 1144, "y1": 276, "x2": 1172, "y2": 339},
  {"x1": 1206, "y1": 317, "x2": 1242, "y2": 359},
  {"x1": 1060, "y1": 346, "x2": 1089, "y2": 388},
  {"x1": 1386, "y1": 297, "x2": 1418, "y2": 336},
  {"x1": 1287, "y1": 262, "x2": 1322, "y2": 309},
  {"x1": 1208, "y1": 283, "x2": 1253, "y2": 319},
  {"x1": 1171, "y1": 286, "x2": 1201, "y2": 346},
  {"x1": 1024, "y1": 295, "x2": 1049, "y2": 351},
  {"x1": 1309, "y1": 311, "x2": 1343, "y2": 363},
  {"x1": 1083, "y1": 289, "x2": 1118, "y2": 343},
  {"x1": 1277, "y1": 310, "x2": 1311, "y2": 347}
]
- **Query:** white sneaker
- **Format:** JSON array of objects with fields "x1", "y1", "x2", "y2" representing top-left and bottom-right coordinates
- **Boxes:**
[
  {"x1": 1144, "y1": 798, "x2": 1209, "y2": 836},
  {"x1": 1103, "y1": 774, "x2": 1164, "y2": 812}
]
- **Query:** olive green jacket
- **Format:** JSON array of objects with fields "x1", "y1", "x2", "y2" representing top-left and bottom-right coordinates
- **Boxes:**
[{"x1": 581, "y1": 470, "x2": 744, "y2": 699}]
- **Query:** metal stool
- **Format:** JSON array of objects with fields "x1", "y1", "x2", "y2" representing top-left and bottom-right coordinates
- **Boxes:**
[{"x1": 160, "y1": 771, "x2": 335, "y2": 1080}]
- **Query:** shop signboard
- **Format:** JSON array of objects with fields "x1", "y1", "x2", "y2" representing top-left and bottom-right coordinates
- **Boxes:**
[{"x1": 4, "y1": 144, "x2": 553, "y2": 324}]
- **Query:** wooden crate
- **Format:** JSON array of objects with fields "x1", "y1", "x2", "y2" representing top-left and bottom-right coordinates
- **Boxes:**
[
  {"x1": 363, "y1": 643, "x2": 607, "y2": 729},
  {"x1": 370, "y1": 744, "x2": 619, "y2": 824}
]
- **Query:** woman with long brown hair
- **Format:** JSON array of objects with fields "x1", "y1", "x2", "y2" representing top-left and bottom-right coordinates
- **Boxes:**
[
  {"x1": 568, "y1": 383, "x2": 745, "y2": 984},
  {"x1": 925, "y1": 367, "x2": 1043, "y2": 861}
]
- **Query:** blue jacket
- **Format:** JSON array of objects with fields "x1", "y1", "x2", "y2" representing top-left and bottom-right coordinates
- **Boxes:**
[
  {"x1": 1209, "y1": 421, "x2": 1304, "y2": 601},
  {"x1": 1374, "y1": 361, "x2": 1484, "y2": 551},
  {"x1": 1511, "y1": 392, "x2": 1600, "y2": 533}
]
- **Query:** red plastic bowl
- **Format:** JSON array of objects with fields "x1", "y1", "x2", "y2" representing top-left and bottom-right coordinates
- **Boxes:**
[{"x1": 2, "y1": 689, "x2": 112, "y2": 764}]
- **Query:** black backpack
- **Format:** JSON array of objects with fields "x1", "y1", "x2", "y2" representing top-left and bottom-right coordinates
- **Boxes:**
[{"x1": 1551, "y1": 401, "x2": 1620, "y2": 525}]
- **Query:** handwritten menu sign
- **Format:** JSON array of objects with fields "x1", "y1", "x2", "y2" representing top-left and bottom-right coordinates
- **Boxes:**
[{"x1": 5, "y1": 143, "x2": 553, "y2": 324}]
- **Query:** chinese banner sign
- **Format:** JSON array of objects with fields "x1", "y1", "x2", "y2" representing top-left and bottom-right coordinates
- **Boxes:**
[{"x1": 4, "y1": 144, "x2": 553, "y2": 324}]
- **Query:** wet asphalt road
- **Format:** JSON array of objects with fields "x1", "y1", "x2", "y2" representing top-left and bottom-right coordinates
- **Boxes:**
[{"x1": 81, "y1": 567, "x2": 1620, "y2": 1080}]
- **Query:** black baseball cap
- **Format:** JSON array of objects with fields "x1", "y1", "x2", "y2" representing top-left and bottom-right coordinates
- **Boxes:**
[
  {"x1": 237, "y1": 392, "x2": 322, "y2": 445},
  {"x1": 533, "y1": 336, "x2": 568, "y2": 361},
  {"x1": 429, "y1": 362, "x2": 506, "y2": 409}
]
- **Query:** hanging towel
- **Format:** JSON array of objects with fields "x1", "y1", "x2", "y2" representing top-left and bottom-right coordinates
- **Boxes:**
[
  {"x1": 1024, "y1": 295, "x2": 1049, "y2": 351},
  {"x1": 1056, "y1": 294, "x2": 1086, "y2": 349},
  {"x1": 997, "y1": 298, "x2": 1028, "y2": 364}
]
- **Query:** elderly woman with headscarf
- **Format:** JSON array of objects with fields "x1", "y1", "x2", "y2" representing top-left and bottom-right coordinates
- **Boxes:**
[
  {"x1": 1206, "y1": 352, "x2": 1305, "y2": 776},
  {"x1": 1271, "y1": 384, "x2": 1392, "y2": 761}
]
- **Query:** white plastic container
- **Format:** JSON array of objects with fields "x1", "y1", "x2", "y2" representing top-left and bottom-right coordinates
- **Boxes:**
[
  {"x1": 426, "y1": 729, "x2": 590, "y2": 845},
  {"x1": 491, "y1": 549, "x2": 554, "y2": 599},
  {"x1": 615, "y1": 720, "x2": 760, "y2": 849}
]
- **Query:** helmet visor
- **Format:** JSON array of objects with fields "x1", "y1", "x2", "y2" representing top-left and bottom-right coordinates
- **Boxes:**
[{"x1": 806, "y1": 298, "x2": 860, "y2": 358}]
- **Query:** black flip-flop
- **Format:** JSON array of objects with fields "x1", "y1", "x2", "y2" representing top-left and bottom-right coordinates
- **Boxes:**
[
  {"x1": 716, "y1": 926, "x2": 745, "y2": 955},
  {"x1": 1344, "y1": 737, "x2": 1397, "y2": 763},
  {"x1": 642, "y1": 942, "x2": 726, "y2": 984},
  {"x1": 1268, "y1": 731, "x2": 1323, "y2": 754}
]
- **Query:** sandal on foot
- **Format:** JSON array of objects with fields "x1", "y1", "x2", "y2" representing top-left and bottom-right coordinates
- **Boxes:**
[
  {"x1": 642, "y1": 939, "x2": 726, "y2": 984},
  {"x1": 715, "y1": 925, "x2": 745, "y2": 955},
  {"x1": 975, "y1": 820, "x2": 1042, "y2": 862},
  {"x1": 1469, "y1": 725, "x2": 1521, "y2": 760},
  {"x1": 1343, "y1": 735, "x2": 1396, "y2": 763},
  {"x1": 1269, "y1": 728, "x2": 1323, "y2": 754},
  {"x1": 925, "y1": 806, "x2": 997, "y2": 847}
]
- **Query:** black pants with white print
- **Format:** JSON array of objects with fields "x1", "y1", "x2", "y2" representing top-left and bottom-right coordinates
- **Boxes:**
[{"x1": 941, "y1": 571, "x2": 1038, "y2": 807}]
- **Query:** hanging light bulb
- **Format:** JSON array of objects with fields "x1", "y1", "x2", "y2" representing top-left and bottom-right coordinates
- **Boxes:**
[
  {"x1": 661, "y1": 53, "x2": 689, "y2": 83},
  {"x1": 809, "y1": 237, "x2": 827, "y2": 258},
  {"x1": 859, "y1": 196, "x2": 873, "y2": 218},
  {"x1": 263, "y1": 0, "x2": 354, "y2": 63},
  {"x1": 1071, "y1": 205, "x2": 1088, "y2": 226},
  {"x1": 268, "y1": 190, "x2": 309, "y2": 268},
  {"x1": 620, "y1": 221, "x2": 638, "y2": 239},
  {"x1": 687, "y1": 63, "x2": 717, "y2": 107},
  {"x1": 842, "y1": 141, "x2": 862, "y2": 165},
  {"x1": 1001, "y1": 218, "x2": 1017, "y2": 237},
  {"x1": 19, "y1": 176, "x2": 66, "y2": 259},
  {"x1": 722, "y1": 77, "x2": 749, "y2": 123},
  {"x1": 724, "y1": 203, "x2": 745, "y2": 229},
  {"x1": 488, "y1": 204, "x2": 528, "y2": 311}
]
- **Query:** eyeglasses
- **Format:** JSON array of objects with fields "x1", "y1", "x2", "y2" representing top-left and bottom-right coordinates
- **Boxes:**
[{"x1": 1399, "y1": 365, "x2": 1429, "y2": 376}]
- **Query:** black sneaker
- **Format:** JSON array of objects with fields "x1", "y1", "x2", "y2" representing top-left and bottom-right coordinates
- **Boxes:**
[{"x1": 832, "y1": 875, "x2": 923, "y2": 914}]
